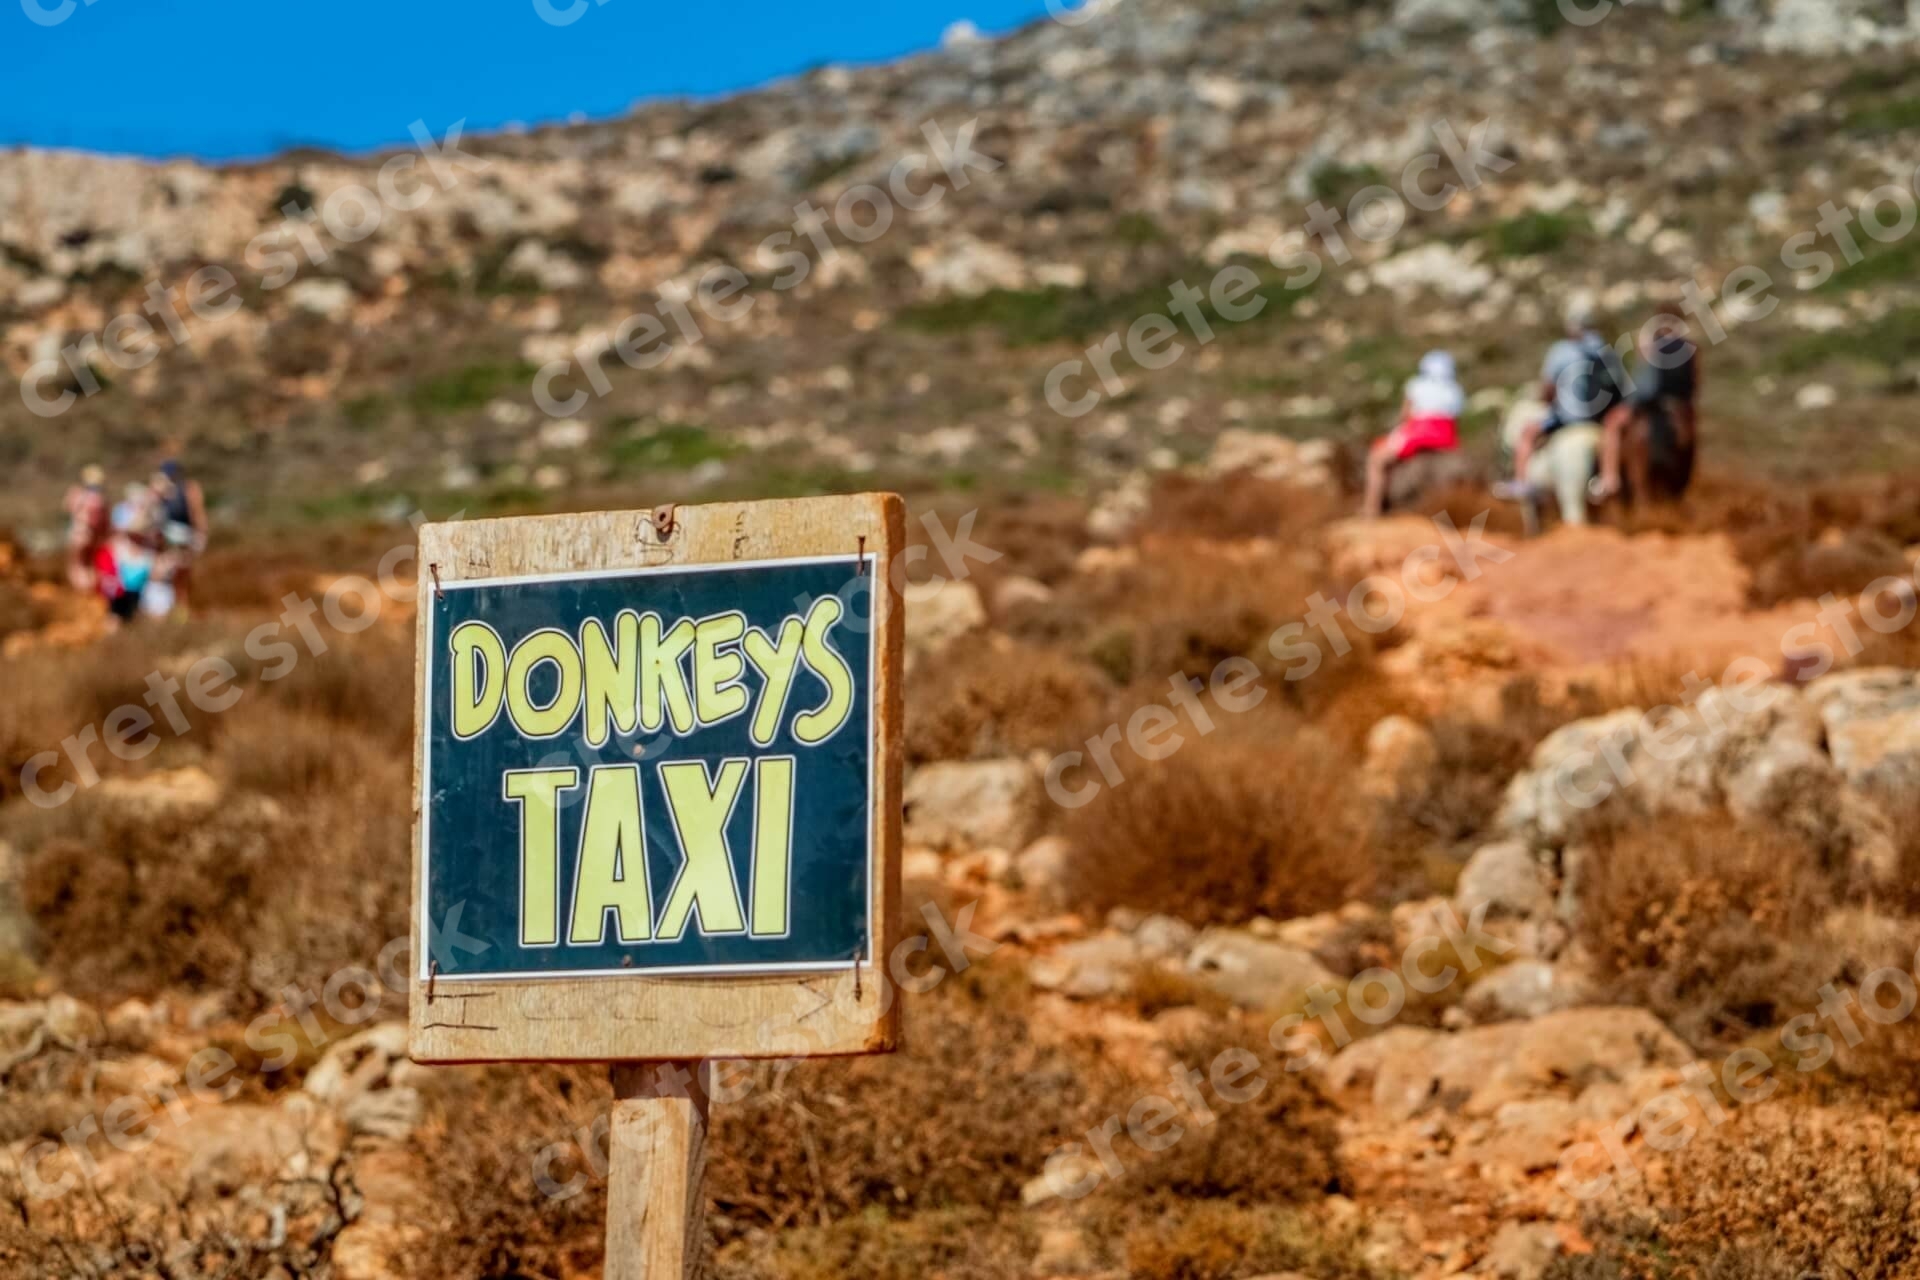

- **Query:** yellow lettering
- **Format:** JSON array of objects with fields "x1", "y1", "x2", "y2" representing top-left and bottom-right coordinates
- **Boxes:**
[
  {"x1": 505, "y1": 630, "x2": 584, "y2": 738},
  {"x1": 793, "y1": 597, "x2": 856, "y2": 745},
  {"x1": 569, "y1": 765, "x2": 653, "y2": 945},
  {"x1": 743, "y1": 618, "x2": 805, "y2": 747},
  {"x1": 656, "y1": 759, "x2": 748, "y2": 940},
  {"x1": 450, "y1": 621, "x2": 506, "y2": 738},
  {"x1": 750, "y1": 757, "x2": 794, "y2": 937},
  {"x1": 581, "y1": 611, "x2": 640, "y2": 748},
  {"x1": 693, "y1": 612, "x2": 749, "y2": 726},
  {"x1": 503, "y1": 768, "x2": 578, "y2": 947},
  {"x1": 639, "y1": 614, "x2": 696, "y2": 735}
]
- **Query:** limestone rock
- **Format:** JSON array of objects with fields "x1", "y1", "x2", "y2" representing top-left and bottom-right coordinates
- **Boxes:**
[
  {"x1": 95, "y1": 766, "x2": 223, "y2": 817},
  {"x1": 1029, "y1": 932, "x2": 1141, "y2": 999},
  {"x1": 903, "y1": 577, "x2": 987, "y2": 654},
  {"x1": 1360, "y1": 714, "x2": 1437, "y2": 800},
  {"x1": 1455, "y1": 841, "x2": 1553, "y2": 920},
  {"x1": 1012, "y1": 835, "x2": 1074, "y2": 905},
  {"x1": 903, "y1": 759, "x2": 1040, "y2": 852},
  {"x1": 1806, "y1": 668, "x2": 1920, "y2": 795},
  {"x1": 1461, "y1": 961, "x2": 1592, "y2": 1023},
  {"x1": 1185, "y1": 929, "x2": 1335, "y2": 1008},
  {"x1": 1482, "y1": 1221, "x2": 1563, "y2": 1279},
  {"x1": 1322, "y1": 1007, "x2": 1692, "y2": 1121},
  {"x1": 1207, "y1": 430, "x2": 1339, "y2": 491}
]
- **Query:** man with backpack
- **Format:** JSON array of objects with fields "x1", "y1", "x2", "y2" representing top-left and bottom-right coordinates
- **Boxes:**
[{"x1": 1497, "y1": 300, "x2": 1626, "y2": 502}]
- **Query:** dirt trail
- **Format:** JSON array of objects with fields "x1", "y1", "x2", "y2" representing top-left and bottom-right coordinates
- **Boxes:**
[{"x1": 1327, "y1": 519, "x2": 1860, "y2": 697}]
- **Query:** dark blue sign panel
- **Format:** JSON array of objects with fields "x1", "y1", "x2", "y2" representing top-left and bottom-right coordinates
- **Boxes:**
[{"x1": 420, "y1": 556, "x2": 875, "y2": 982}]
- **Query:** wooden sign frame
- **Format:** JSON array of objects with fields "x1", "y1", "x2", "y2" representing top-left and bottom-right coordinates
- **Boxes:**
[{"x1": 407, "y1": 494, "x2": 904, "y2": 1066}]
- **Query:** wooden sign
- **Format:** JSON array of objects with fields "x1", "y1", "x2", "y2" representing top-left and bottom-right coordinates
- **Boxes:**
[{"x1": 408, "y1": 495, "x2": 904, "y2": 1278}]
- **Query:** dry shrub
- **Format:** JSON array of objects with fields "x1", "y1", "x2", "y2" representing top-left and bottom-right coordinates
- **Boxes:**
[
  {"x1": 1564, "y1": 1107, "x2": 1920, "y2": 1280},
  {"x1": 915, "y1": 492, "x2": 1090, "y2": 590},
  {"x1": 1142, "y1": 472, "x2": 1342, "y2": 546},
  {"x1": 1094, "y1": 1201, "x2": 1382, "y2": 1280},
  {"x1": 0, "y1": 580, "x2": 48, "y2": 641},
  {"x1": 400, "y1": 1064, "x2": 610, "y2": 1280},
  {"x1": 1060, "y1": 729, "x2": 1374, "y2": 927},
  {"x1": 712, "y1": 1209, "x2": 1034, "y2": 1280},
  {"x1": 1629, "y1": 471, "x2": 1920, "y2": 609},
  {"x1": 711, "y1": 964, "x2": 1129, "y2": 1225},
  {"x1": 1116, "y1": 1028, "x2": 1345, "y2": 1206},
  {"x1": 406, "y1": 965, "x2": 1140, "y2": 1278},
  {"x1": 1030, "y1": 536, "x2": 1323, "y2": 688},
  {"x1": 906, "y1": 635, "x2": 1106, "y2": 764},
  {"x1": 1575, "y1": 813, "x2": 1837, "y2": 1047},
  {"x1": 0, "y1": 622, "x2": 250, "y2": 789},
  {"x1": 256, "y1": 628, "x2": 415, "y2": 751},
  {"x1": 16, "y1": 777, "x2": 409, "y2": 1006},
  {"x1": 1412, "y1": 483, "x2": 1530, "y2": 540},
  {"x1": 1128, "y1": 964, "x2": 1234, "y2": 1020},
  {"x1": 1749, "y1": 528, "x2": 1911, "y2": 608},
  {"x1": 1375, "y1": 677, "x2": 1574, "y2": 853},
  {"x1": 219, "y1": 703, "x2": 393, "y2": 798}
]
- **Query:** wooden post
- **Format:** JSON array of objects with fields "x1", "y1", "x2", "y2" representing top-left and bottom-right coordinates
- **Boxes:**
[{"x1": 606, "y1": 1061, "x2": 711, "y2": 1280}]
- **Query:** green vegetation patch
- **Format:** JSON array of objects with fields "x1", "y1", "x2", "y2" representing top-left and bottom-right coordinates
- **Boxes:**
[
  {"x1": 1779, "y1": 306, "x2": 1920, "y2": 374},
  {"x1": 407, "y1": 360, "x2": 540, "y2": 415},
  {"x1": 1844, "y1": 96, "x2": 1920, "y2": 136},
  {"x1": 1309, "y1": 161, "x2": 1388, "y2": 208},
  {"x1": 1488, "y1": 210, "x2": 1584, "y2": 259},
  {"x1": 609, "y1": 421, "x2": 738, "y2": 472}
]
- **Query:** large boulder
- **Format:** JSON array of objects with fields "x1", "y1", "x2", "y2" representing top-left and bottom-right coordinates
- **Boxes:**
[
  {"x1": 903, "y1": 759, "x2": 1041, "y2": 852},
  {"x1": 1322, "y1": 1007, "x2": 1692, "y2": 1121}
]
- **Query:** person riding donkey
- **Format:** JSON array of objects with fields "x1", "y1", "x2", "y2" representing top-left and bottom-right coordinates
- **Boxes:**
[
  {"x1": 1361, "y1": 350, "x2": 1466, "y2": 519},
  {"x1": 1496, "y1": 298, "x2": 1627, "y2": 506},
  {"x1": 1590, "y1": 307, "x2": 1702, "y2": 507}
]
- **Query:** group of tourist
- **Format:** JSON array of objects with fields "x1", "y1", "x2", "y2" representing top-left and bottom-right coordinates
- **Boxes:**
[{"x1": 61, "y1": 459, "x2": 207, "y2": 624}]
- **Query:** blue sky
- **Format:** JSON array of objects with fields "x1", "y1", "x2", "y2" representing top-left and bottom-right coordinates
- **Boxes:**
[{"x1": 3, "y1": 0, "x2": 1054, "y2": 161}]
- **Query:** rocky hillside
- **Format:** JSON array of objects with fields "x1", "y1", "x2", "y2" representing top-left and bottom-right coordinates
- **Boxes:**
[{"x1": 4, "y1": 0, "x2": 1920, "y2": 535}]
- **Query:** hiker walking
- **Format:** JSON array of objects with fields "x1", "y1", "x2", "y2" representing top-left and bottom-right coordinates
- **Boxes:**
[
  {"x1": 61, "y1": 465, "x2": 111, "y2": 593},
  {"x1": 150, "y1": 459, "x2": 208, "y2": 617}
]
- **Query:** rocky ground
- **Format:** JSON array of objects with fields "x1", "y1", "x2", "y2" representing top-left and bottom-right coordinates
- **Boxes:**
[
  {"x1": 5, "y1": 0, "x2": 1920, "y2": 536},
  {"x1": 2, "y1": 429, "x2": 1920, "y2": 1276},
  {"x1": 7, "y1": 0, "x2": 1920, "y2": 1275}
]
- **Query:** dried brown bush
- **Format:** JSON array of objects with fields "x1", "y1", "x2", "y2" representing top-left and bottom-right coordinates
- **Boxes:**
[
  {"x1": 0, "y1": 580, "x2": 48, "y2": 641},
  {"x1": 710, "y1": 964, "x2": 1131, "y2": 1226},
  {"x1": 0, "y1": 622, "x2": 249, "y2": 791},
  {"x1": 1574, "y1": 813, "x2": 1838, "y2": 1047},
  {"x1": 1093, "y1": 1201, "x2": 1383, "y2": 1280},
  {"x1": 1116, "y1": 1028, "x2": 1345, "y2": 1206},
  {"x1": 1020, "y1": 536, "x2": 1323, "y2": 688},
  {"x1": 711, "y1": 1209, "x2": 1035, "y2": 1280},
  {"x1": 1380, "y1": 678, "x2": 1576, "y2": 850},
  {"x1": 399, "y1": 1063, "x2": 610, "y2": 1280},
  {"x1": 1562, "y1": 1106, "x2": 1920, "y2": 1280},
  {"x1": 1060, "y1": 728, "x2": 1374, "y2": 927},
  {"x1": 906, "y1": 635, "x2": 1106, "y2": 764},
  {"x1": 1142, "y1": 472, "x2": 1342, "y2": 547},
  {"x1": 1629, "y1": 472, "x2": 1920, "y2": 609}
]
